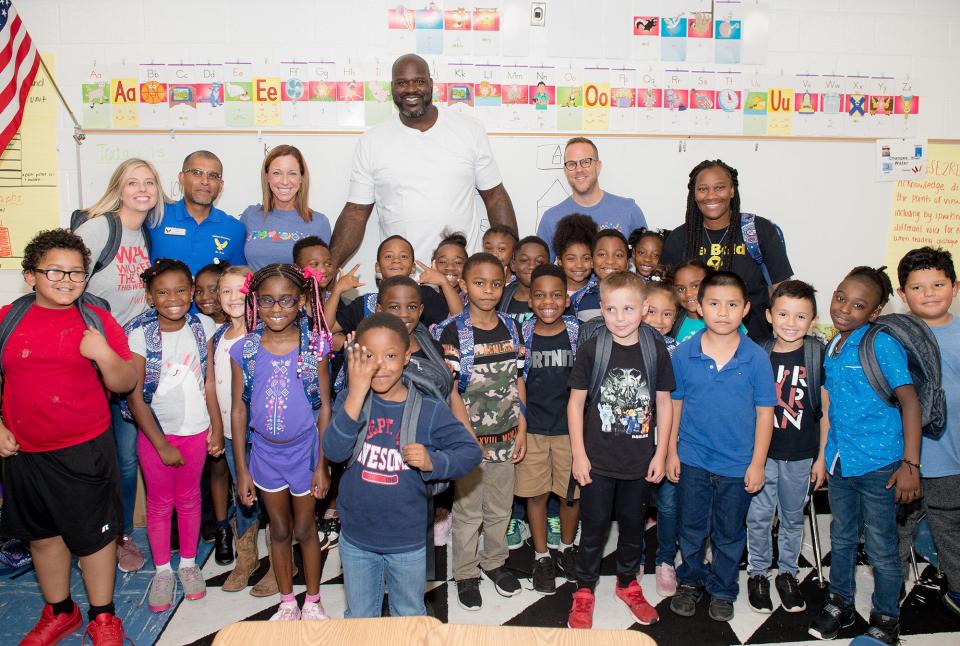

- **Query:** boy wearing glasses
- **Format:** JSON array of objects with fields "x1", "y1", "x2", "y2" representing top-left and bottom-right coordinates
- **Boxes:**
[
  {"x1": 149, "y1": 150, "x2": 247, "y2": 272},
  {"x1": 536, "y1": 137, "x2": 647, "y2": 260},
  {"x1": 0, "y1": 229, "x2": 137, "y2": 644}
]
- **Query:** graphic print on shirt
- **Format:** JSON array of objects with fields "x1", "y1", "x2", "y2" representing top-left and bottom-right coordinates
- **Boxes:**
[
  {"x1": 264, "y1": 358, "x2": 292, "y2": 436},
  {"x1": 468, "y1": 340, "x2": 521, "y2": 462},
  {"x1": 775, "y1": 363, "x2": 807, "y2": 431},
  {"x1": 156, "y1": 351, "x2": 205, "y2": 425},
  {"x1": 358, "y1": 416, "x2": 409, "y2": 486},
  {"x1": 115, "y1": 243, "x2": 151, "y2": 295},
  {"x1": 597, "y1": 367, "x2": 651, "y2": 437}
]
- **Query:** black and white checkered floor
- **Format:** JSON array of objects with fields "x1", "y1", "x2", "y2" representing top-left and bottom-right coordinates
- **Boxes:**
[{"x1": 151, "y1": 507, "x2": 960, "y2": 646}]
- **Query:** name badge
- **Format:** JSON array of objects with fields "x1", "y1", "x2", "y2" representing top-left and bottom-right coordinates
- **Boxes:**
[{"x1": 164, "y1": 227, "x2": 187, "y2": 236}]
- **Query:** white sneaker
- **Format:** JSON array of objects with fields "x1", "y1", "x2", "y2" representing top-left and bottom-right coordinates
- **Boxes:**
[
  {"x1": 300, "y1": 600, "x2": 329, "y2": 621},
  {"x1": 270, "y1": 601, "x2": 301, "y2": 621}
]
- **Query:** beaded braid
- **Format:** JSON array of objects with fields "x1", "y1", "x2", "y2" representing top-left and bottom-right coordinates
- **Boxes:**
[
  {"x1": 682, "y1": 159, "x2": 742, "y2": 272},
  {"x1": 242, "y1": 262, "x2": 333, "y2": 379},
  {"x1": 845, "y1": 265, "x2": 894, "y2": 308},
  {"x1": 627, "y1": 226, "x2": 667, "y2": 254}
]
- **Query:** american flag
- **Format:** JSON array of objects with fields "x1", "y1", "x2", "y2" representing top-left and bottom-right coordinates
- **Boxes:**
[{"x1": 0, "y1": 1, "x2": 39, "y2": 152}]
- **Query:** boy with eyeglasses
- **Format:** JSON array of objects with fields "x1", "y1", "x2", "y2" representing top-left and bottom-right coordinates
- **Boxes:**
[
  {"x1": 1, "y1": 229, "x2": 137, "y2": 645},
  {"x1": 149, "y1": 150, "x2": 247, "y2": 272},
  {"x1": 536, "y1": 137, "x2": 647, "y2": 260}
]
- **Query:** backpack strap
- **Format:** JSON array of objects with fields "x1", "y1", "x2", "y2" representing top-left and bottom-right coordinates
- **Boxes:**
[
  {"x1": 521, "y1": 315, "x2": 579, "y2": 381},
  {"x1": 349, "y1": 378, "x2": 423, "y2": 468},
  {"x1": 587, "y1": 327, "x2": 613, "y2": 405},
  {"x1": 497, "y1": 280, "x2": 521, "y2": 314},
  {"x1": 241, "y1": 318, "x2": 322, "y2": 411},
  {"x1": 241, "y1": 327, "x2": 262, "y2": 406},
  {"x1": 858, "y1": 324, "x2": 896, "y2": 406},
  {"x1": 92, "y1": 213, "x2": 123, "y2": 279},
  {"x1": 452, "y1": 311, "x2": 521, "y2": 395},
  {"x1": 0, "y1": 295, "x2": 41, "y2": 377},
  {"x1": 638, "y1": 324, "x2": 659, "y2": 398},
  {"x1": 211, "y1": 323, "x2": 231, "y2": 355},
  {"x1": 570, "y1": 277, "x2": 598, "y2": 310},
  {"x1": 740, "y1": 212, "x2": 776, "y2": 286},
  {"x1": 670, "y1": 309, "x2": 687, "y2": 339},
  {"x1": 803, "y1": 336, "x2": 825, "y2": 416},
  {"x1": 413, "y1": 324, "x2": 444, "y2": 367}
]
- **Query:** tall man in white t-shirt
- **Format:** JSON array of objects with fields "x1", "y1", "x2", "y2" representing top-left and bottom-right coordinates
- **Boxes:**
[{"x1": 329, "y1": 54, "x2": 517, "y2": 266}]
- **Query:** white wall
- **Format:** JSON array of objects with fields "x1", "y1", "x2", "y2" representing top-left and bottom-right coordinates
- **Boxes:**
[{"x1": 8, "y1": 0, "x2": 960, "y2": 314}]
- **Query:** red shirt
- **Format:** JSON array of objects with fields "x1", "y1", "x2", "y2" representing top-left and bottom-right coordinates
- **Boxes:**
[{"x1": 0, "y1": 303, "x2": 131, "y2": 452}]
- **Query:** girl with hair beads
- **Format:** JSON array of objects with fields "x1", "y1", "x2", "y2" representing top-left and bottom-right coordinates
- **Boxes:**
[
  {"x1": 422, "y1": 231, "x2": 470, "y2": 311},
  {"x1": 628, "y1": 227, "x2": 666, "y2": 280},
  {"x1": 229, "y1": 263, "x2": 334, "y2": 621},
  {"x1": 661, "y1": 160, "x2": 793, "y2": 342},
  {"x1": 123, "y1": 259, "x2": 224, "y2": 613}
]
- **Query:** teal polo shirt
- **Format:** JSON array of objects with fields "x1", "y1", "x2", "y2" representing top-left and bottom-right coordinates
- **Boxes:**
[
  {"x1": 149, "y1": 199, "x2": 246, "y2": 274},
  {"x1": 671, "y1": 329, "x2": 777, "y2": 478}
]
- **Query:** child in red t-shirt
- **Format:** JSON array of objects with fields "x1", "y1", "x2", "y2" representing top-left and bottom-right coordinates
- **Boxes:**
[{"x1": 0, "y1": 229, "x2": 137, "y2": 645}]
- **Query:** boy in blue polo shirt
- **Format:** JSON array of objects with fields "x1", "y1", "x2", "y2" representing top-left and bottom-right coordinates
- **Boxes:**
[
  {"x1": 807, "y1": 266, "x2": 921, "y2": 645},
  {"x1": 148, "y1": 151, "x2": 246, "y2": 273},
  {"x1": 667, "y1": 271, "x2": 776, "y2": 623}
]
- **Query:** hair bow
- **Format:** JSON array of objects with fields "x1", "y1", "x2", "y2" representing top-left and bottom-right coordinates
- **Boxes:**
[
  {"x1": 240, "y1": 272, "x2": 254, "y2": 294},
  {"x1": 301, "y1": 265, "x2": 325, "y2": 284}
]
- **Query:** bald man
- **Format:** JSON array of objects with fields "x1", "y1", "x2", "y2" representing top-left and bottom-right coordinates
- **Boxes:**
[{"x1": 330, "y1": 54, "x2": 517, "y2": 266}]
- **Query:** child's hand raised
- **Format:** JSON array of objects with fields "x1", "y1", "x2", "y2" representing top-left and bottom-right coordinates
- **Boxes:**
[
  {"x1": 402, "y1": 443, "x2": 434, "y2": 472},
  {"x1": 346, "y1": 342, "x2": 380, "y2": 392},
  {"x1": 744, "y1": 462, "x2": 765, "y2": 493},
  {"x1": 887, "y1": 462, "x2": 921, "y2": 503},
  {"x1": 333, "y1": 264, "x2": 364, "y2": 294},
  {"x1": 78, "y1": 326, "x2": 110, "y2": 362},
  {"x1": 158, "y1": 443, "x2": 185, "y2": 467},
  {"x1": 416, "y1": 261, "x2": 448, "y2": 287}
]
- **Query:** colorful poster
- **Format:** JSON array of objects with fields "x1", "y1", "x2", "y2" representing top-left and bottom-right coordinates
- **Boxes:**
[
  {"x1": 416, "y1": 4, "x2": 444, "y2": 54},
  {"x1": 877, "y1": 138, "x2": 926, "y2": 181},
  {"x1": 660, "y1": 15, "x2": 687, "y2": 61},
  {"x1": 714, "y1": 17, "x2": 742, "y2": 63},
  {"x1": 473, "y1": 8, "x2": 501, "y2": 55},
  {"x1": 766, "y1": 87, "x2": 793, "y2": 135}
]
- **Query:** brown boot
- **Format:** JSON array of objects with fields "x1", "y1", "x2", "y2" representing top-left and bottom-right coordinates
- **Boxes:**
[
  {"x1": 222, "y1": 520, "x2": 258, "y2": 592},
  {"x1": 249, "y1": 524, "x2": 298, "y2": 597}
]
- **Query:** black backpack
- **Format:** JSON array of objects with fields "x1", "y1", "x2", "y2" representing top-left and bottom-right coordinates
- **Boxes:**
[
  {"x1": 347, "y1": 377, "x2": 450, "y2": 495},
  {"x1": 70, "y1": 210, "x2": 153, "y2": 278},
  {"x1": 855, "y1": 314, "x2": 947, "y2": 439},
  {"x1": 406, "y1": 324, "x2": 454, "y2": 402},
  {"x1": 761, "y1": 336, "x2": 825, "y2": 418},
  {"x1": 496, "y1": 280, "x2": 522, "y2": 314},
  {"x1": 577, "y1": 318, "x2": 664, "y2": 404}
]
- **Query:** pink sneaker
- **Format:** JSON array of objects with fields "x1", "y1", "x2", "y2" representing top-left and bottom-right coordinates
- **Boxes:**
[
  {"x1": 656, "y1": 563, "x2": 678, "y2": 597},
  {"x1": 116, "y1": 535, "x2": 145, "y2": 573},
  {"x1": 300, "y1": 600, "x2": 329, "y2": 621},
  {"x1": 269, "y1": 601, "x2": 301, "y2": 621}
]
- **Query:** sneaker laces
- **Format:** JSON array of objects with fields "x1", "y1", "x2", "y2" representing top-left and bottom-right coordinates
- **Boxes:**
[
  {"x1": 547, "y1": 516, "x2": 561, "y2": 533},
  {"x1": 619, "y1": 583, "x2": 645, "y2": 606},
  {"x1": 81, "y1": 615, "x2": 133, "y2": 646},
  {"x1": 572, "y1": 591, "x2": 594, "y2": 613},
  {"x1": 139, "y1": 571, "x2": 178, "y2": 608},
  {"x1": 781, "y1": 574, "x2": 800, "y2": 596}
]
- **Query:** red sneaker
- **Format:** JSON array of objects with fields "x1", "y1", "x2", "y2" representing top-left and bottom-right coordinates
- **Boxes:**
[
  {"x1": 20, "y1": 603, "x2": 82, "y2": 646},
  {"x1": 82, "y1": 613, "x2": 126, "y2": 646},
  {"x1": 616, "y1": 580, "x2": 660, "y2": 625},
  {"x1": 567, "y1": 587, "x2": 595, "y2": 629}
]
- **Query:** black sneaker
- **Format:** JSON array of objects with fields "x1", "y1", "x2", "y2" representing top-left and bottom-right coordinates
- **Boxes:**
[
  {"x1": 457, "y1": 577, "x2": 482, "y2": 611},
  {"x1": 556, "y1": 546, "x2": 578, "y2": 583},
  {"x1": 775, "y1": 572, "x2": 806, "y2": 612},
  {"x1": 214, "y1": 524, "x2": 234, "y2": 566},
  {"x1": 318, "y1": 516, "x2": 340, "y2": 551},
  {"x1": 670, "y1": 583, "x2": 704, "y2": 617},
  {"x1": 863, "y1": 612, "x2": 900, "y2": 645},
  {"x1": 482, "y1": 566, "x2": 522, "y2": 597},
  {"x1": 708, "y1": 597, "x2": 735, "y2": 622},
  {"x1": 808, "y1": 594, "x2": 856, "y2": 640},
  {"x1": 532, "y1": 556, "x2": 557, "y2": 595},
  {"x1": 747, "y1": 574, "x2": 773, "y2": 613}
]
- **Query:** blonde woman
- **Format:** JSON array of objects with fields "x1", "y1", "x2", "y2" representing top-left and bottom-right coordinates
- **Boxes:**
[
  {"x1": 73, "y1": 157, "x2": 168, "y2": 574},
  {"x1": 240, "y1": 145, "x2": 331, "y2": 270}
]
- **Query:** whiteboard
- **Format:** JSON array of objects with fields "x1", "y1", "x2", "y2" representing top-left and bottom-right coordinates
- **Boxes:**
[{"x1": 75, "y1": 131, "x2": 896, "y2": 316}]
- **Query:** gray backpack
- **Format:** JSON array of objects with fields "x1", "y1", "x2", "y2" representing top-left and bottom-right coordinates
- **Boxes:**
[
  {"x1": 855, "y1": 314, "x2": 946, "y2": 439},
  {"x1": 762, "y1": 336, "x2": 825, "y2": 418},
  {"x1": 577, "y1": 318, "x2": 663, "y2": 404}
]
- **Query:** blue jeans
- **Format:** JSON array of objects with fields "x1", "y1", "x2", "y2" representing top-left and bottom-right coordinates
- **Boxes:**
[
  {"x1": 110, "y1": 400, "x2": 139, "y2": 535},
  {"x1": 827, "y1": 460, "x2": 902, "y2": 618},
  {"x1": 677, "y1": 463, "x2": 753, "y2": 601},
  {"x1": 746, "y1": 457, "x2": 812, "y2": 577},
  {"x1": 340, "y1": 534, "x2": 426, "y2": 618},
  {"x1": 655, "y1": 478, "x2": 679, "y2": 566},
  {"x1": 223, "y1": 438, "x2": 259, "y2": 536}
]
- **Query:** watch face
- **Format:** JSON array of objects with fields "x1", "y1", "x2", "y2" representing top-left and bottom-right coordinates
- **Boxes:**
[{"x1": 718, "y1": 89, "x2": 739, "y2": 112}]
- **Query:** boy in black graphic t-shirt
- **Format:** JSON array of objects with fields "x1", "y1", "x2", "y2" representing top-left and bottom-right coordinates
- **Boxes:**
[
  {"x1": 746, "y1": 281, "x2": 827, "y2": 615},
  {"x1": 566, "y1": 272, "x2": 675, "y2": 629},
  {"x1": 514, "y1": 264, "x2": 580, "y2": 595}
]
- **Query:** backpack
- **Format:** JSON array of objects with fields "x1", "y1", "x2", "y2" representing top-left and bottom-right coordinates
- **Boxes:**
[
  {"x1": 761, "y1": 336, "x2": 825, "y2": 418},
  {"x1": 740, "y1": 213, "x2": 785, "y2": 287},
  {"x1": 119, "y1": 308, "x2": 209, "y2": 422},
  {"x1": 70, "y1": 210, "x2": 153, "y2": 279},
  {"x1": 570, "y1": 277, "x2": 599, "y2": 312},
  {"x1": 854, "y1": 314, "x2": 946, "y2": 439},
  {"x1": 240, "y1": 316, "x2": 323, "y2": 413},
  {"x1": 497, "y1": 280, "x2": 522, "y2": 314},
  {"x1": 406, "y1": 324, "x2": 454, "y2": 401},
  {"x1": 348, "y1": 377, "x2": 450, "y2": 495},
  {"x1": 331, "y1": 293, "x2": 381, "y2": 394},
  {"x1": 431, "y1": 310, "x2": 522, "y2": 395},
  {"x1": 0, "y1": 293, "x2": 107, "y2": 382},
  {"x1": 584, "y1": 323, "x2": 664, "y2": 408},
  {"x1": 521, "y1": 315, "x2": 579, "y2": 381}
]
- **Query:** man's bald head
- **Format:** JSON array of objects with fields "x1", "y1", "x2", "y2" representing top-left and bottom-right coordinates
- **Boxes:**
[{"x1": 392, "y1": 54, "x2": 430, "y2": 79}]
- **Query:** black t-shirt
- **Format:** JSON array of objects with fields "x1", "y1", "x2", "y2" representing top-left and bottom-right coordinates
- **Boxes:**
[
  {"x1": 661, "y1": 217, "x2": 792, "y2": 343},
  {"x1": 568, "y1": 336, "x2": 675, "y2": 479},
  {"x1": 768, "y1": 347, "x2": 823, "y2": 461},
  {"x1": 504, "y1": 296, "x2": 534, "y2": 326},
  {"x1": 527, "y1": 330, "x2": 574, "y2": 437},
  {"x1": 336, "y1": 285, "x2": 450, "y2": 335}
]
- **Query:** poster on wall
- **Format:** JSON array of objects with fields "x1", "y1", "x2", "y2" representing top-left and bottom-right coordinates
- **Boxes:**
[{"x1": 876, "y1": 138, "x2": 927, "y2": 181}]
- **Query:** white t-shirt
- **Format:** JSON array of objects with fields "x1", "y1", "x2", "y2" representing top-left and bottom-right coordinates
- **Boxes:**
[
  {"x1": 346, "y1": 108, "x2": 503, "y2": 261},
  {"x1": 214, "y1": 332, "x2": 242, "y2": 440},
  {"x1": 128, "y1": 315, "x2": 215, "y2": 437}
]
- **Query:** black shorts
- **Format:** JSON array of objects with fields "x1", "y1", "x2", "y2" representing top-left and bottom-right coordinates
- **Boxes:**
[{"x1": 1, "y1": 430, "x2": 122, "y2": 556}]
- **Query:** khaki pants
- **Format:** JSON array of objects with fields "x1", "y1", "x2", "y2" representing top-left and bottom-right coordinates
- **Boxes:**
[{"x1": 452, "y1": 460, "x2": 515, "y2": 581}]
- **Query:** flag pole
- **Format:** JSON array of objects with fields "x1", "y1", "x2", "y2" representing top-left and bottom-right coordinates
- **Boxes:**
[{"x1": 37, "y1": 55, "x2": 84, "y2": 145}]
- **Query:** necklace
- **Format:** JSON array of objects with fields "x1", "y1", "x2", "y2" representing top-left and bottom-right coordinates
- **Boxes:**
[{"x1": 703, "y1": 225, "x2": 728, "y2": 270}]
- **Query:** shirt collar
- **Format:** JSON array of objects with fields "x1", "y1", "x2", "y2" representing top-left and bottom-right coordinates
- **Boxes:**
[{"x1": 689, "y1": 328, "x2": 750, "y2": 368}]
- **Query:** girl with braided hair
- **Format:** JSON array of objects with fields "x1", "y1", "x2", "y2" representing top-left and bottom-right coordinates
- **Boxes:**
[
  {"x1": 661, "y1": 159, "x2": 793, "y2": 342},
  {"x1": 229, "y1": 263, "x2": 333, "y2": 621}
]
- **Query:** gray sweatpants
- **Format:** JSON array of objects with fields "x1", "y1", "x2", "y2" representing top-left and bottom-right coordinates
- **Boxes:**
[{"x1": 923, "y1": 474, "x2": 960, "y2": 595}]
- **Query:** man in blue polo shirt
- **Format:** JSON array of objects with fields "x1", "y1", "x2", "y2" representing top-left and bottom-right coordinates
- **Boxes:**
[
  {"x1": 149, "y1": 150, "x2": 246, "y2": 273},
  {"x1": 537, "y1": 137, "x2": 647, "y2": 260}
]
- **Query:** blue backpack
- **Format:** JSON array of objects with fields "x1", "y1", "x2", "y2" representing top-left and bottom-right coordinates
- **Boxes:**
[
  {"x1": 332, "y1": 293, "x2": 380, "y2": 394},
  {"x1": 521, "y1": 315, "x2": 579, "y2": 381},
  {"x1": 240, "y1": 316, "x2": 323, "y2": 413},
  {"x1": 570, "y1": 277, "x2": 599, "y2": 312},
  {"x1": 431, "y1": 310, "x2": 522, "y2": 395},
  {"x1": 740, "y1": 212, "x2": 785, "y2": 287},
  {"x1": 120, "y1": 309, "x2": 209, "y2": 423}
]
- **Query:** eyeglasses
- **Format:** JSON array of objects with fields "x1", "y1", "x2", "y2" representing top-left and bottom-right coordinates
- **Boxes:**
[
  {"x1": 184, "y1": 168, "x2": 223, "y2": 181},
  {"x1": 33, "y1": 268, "x2": 89, "y2": 283},
  {"x1": 256, "y1": 295, "x2": 299, "y2": 309},
  {"x1": 563, "y1": 157, "x2": 595, "y2": 171}
]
